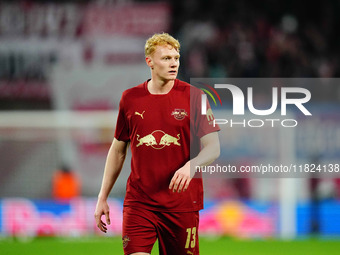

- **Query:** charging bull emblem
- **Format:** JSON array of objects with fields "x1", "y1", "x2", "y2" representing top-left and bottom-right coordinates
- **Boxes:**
[
  {"x1": 159, "y1": 134, "x2": 181, "y2": 146},
  {"x1": 136, "y1": 134, "x2": 157, "y2": 147},
  {"x1": 136, "y1": 131, "x2": 181, "y2": 149}
]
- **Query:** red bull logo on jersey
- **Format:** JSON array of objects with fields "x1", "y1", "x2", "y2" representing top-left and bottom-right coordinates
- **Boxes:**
[
  {"x1": 159, "y1": 133, "x2": 181, "y2": 146},
  {"x1": 171, "y1": 108, "x2": 188, "y2": 120},
  {"x1": 136, "y1": 134, "x2": 157, "y2": 147},
  {"x1": 136, "y1": 130, "x2": 181, "y2": 149}
]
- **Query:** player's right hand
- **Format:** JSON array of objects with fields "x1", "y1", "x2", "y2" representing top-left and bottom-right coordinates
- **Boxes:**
[{"x1": 94, "y1": 199, "x2": 111, "y2": 233}]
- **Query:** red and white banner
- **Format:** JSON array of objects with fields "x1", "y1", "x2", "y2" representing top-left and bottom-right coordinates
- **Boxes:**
[
  {"x1": 0, "y1": 2, "x2": 170, "y2": 38},
  {"x1": 0, "y1": 81, "x2": 50, "y2": 99},
  {"x1": 83, "y1": 3, "x2": 170, "y2": 37}
]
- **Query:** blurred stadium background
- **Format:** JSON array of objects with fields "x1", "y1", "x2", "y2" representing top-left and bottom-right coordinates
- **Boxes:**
[{"x1": 0, "y1": 0, "x2": 340, "y2": 254}]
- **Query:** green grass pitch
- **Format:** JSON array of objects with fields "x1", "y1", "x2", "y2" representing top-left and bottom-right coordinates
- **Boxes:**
[{"x1": 1, "y1": 236, "x2": 340, "y2": 254}]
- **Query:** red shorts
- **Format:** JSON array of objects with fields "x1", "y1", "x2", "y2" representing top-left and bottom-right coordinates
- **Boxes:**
[{"x1": 122, "y1": 206, "x2": 199, "y2": 255}]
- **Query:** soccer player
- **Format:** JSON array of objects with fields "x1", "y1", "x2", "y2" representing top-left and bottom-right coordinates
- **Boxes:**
[{"x1": 94, "y1": 33, "x2": 220, "y2": 255}]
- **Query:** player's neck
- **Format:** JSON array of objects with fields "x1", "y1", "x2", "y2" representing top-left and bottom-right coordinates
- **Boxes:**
[{"x1": 147, "y1": 79, "x2": 175, "y2": 95}]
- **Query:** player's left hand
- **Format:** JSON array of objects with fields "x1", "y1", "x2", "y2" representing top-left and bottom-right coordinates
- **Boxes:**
[{"x1": 169, "y1": 162, "x2": 192, "y2": 193}]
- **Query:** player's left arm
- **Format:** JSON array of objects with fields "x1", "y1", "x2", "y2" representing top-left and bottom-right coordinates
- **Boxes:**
[{"x1": 169, "y1": 131, "x2": 220, "y2": 193}]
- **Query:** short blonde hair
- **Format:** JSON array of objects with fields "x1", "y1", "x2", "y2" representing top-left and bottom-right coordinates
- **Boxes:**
[{"x1": 145, "y1": 33, "x2": 180, "y2": 57}]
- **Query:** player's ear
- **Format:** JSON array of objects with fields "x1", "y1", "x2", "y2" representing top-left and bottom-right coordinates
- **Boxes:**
[{"x1": 146, "y1": 56, "x2": 153, "y2": 69}]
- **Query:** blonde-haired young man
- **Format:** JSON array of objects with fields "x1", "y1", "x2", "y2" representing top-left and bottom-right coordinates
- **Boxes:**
[{"x1": 95, "y1": 33, "x2": 220, "y2": 255}]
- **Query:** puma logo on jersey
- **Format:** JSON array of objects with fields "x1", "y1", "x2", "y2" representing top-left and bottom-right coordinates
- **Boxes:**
[{"x1": 135, "y1": 111, "x2": 145, "y2": 119}]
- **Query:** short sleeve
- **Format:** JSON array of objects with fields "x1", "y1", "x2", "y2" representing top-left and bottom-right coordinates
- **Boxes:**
[
  {"x1": 192, "y1": 89, "x2": 220, "y2": 138},
  {"x1": 114, "y1": 95, "x2": 130, "y2": 142}
]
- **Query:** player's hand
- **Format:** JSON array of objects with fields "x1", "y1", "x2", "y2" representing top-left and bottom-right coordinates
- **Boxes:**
[
  {"x1": 169, "y1": 162, "x2": 192, "y2": 193},
  {"x1": 94, "y1": 199, "x2": 111, "y2": 233}
]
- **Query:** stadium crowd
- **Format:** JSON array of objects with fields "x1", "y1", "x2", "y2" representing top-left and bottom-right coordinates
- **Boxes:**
[{"x1": 170, "y1": 0, "x2": 340, "y2": 101}]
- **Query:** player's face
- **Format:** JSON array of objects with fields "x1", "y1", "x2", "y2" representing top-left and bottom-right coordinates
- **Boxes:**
[{"x1": 147, "y1": 44, "x2": 180, "y2": 81}]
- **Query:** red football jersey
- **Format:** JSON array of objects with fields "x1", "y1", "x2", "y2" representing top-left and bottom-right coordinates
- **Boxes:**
[{"x1": 114, "y1": 79, "x2": 219, "y2": 212}]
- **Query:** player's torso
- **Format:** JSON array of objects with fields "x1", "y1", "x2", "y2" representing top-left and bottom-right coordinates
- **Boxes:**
[
  {"x1": 125, "y1": 82, "x2": 191, "y2": 154},
  {"x1": 122, "y1": 80, "x2": 204, "y2": 211}
]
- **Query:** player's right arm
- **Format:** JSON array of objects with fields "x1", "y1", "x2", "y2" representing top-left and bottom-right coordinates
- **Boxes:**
[{"x1": 94, "y1": 138, "x2": 128, "y2": 233}]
